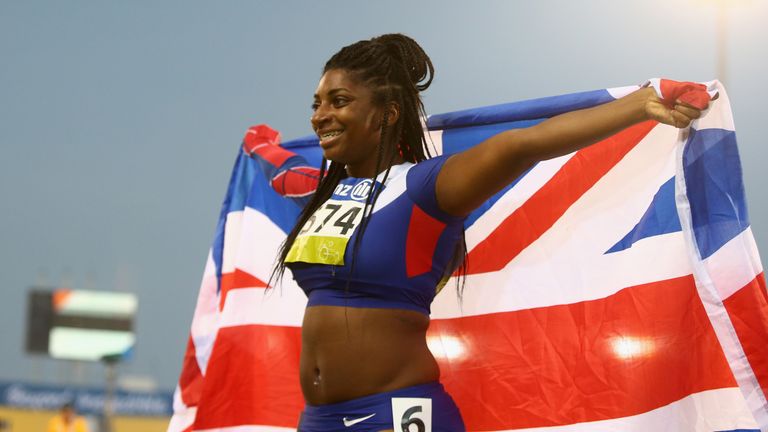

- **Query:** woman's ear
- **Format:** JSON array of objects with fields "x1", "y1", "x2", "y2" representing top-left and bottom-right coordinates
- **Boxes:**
[{"x1": 385, "y1": 102, "x2": 400, "y2": 127}]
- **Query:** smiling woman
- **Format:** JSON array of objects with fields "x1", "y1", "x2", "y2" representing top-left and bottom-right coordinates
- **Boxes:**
[
  {"x1": 242, "y1": 33, "x2": 710, "y2": 432},
  {"x1": 311, "y1": 69, "x2": 394, "y2": 176}
]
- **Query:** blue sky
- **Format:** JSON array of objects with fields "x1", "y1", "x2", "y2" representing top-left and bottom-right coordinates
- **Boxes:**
[{"x1": 1, "y1": 0, "x2": 766, "y2": 391}]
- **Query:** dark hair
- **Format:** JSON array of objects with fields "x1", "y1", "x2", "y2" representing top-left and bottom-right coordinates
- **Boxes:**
[{"x1": 272, "y1": 33, "x2": 466, "y2": 297}]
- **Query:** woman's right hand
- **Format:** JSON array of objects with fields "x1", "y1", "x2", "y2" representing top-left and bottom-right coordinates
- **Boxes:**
[{"x1": 242, "y1": 124, "x2": 282, "y2": 156}]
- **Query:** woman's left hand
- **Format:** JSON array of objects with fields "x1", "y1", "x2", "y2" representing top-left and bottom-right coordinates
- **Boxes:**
[
  {"x1": 644, "y1": 92, "x2": 704, "y2": 128},
  {"x1": 435, "y1": 78, "x2": 717, "y2": 217},
  {"x1": 642, "y1": 79, "x2": 717, "y2": 128}
]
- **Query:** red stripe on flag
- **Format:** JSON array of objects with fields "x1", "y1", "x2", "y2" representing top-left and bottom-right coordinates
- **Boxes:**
[
  {"x1": 723, "y1": 272, "x2": 768, "y2": 398},
  {"x1": 465, "y1": 121, "x2": 657, "y2": 275},
  {"x1": 220, "y1": 269, "x2": 268, "y2": 310},
  {"x1": 193, "y1": 325, "x2": 303, "y2": 429},
  {"x1": 178, "y1": 335, "x2": 204, "y2": 407},
  {"x1": 430, "y1": 274, "x2": 735, "y2": 430}
]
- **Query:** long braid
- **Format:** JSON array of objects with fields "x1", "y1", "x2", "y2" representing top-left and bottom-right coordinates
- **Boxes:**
[
  {"x1": 270, "y1": 160, "x2": 345, "y2": 285},
  {"x1": 273, "y1": 33, "x2": 467, "y2": 298}
]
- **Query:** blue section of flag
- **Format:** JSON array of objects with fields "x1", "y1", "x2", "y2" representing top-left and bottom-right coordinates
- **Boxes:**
[
  {"x1": 441, "y1": 120, "x2": 543, "y2": 154},
  {"x1": 212, "y1": 154, "x2": 248, "y2": 292},
  {"x1": 283, "y1": 134, "x2": 322, "y2": 151},
  {"x1": 606, "y1": 176, "x2": 681, "y2": 254},
  {"x1": 683, "y1": 128, "x2": 747, "y2": 259},
  {"x1": 291, "y1": 145, "x2": 324, "y2": 169},
  {"x1": 428, "y1": 89, "x2": 615, "y2": 130},
  {"x1": 226, "y1": 152, "x2": 257, "y2": 214},
  {"x1": 242, "y1": 158, "x2": 302, "y2": 233}
]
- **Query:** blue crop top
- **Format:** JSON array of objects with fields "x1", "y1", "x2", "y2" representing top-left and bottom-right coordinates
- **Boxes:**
[{"x1": 284, "y1": 155, "x2": 465, "y2": 315}]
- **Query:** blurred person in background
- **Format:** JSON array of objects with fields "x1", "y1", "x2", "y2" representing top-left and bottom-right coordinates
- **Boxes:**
[{"x1": 47, "y1": 402, "x2": 88, "y2": 432}]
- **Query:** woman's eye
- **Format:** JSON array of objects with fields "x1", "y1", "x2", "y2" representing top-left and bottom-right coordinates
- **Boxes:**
[
  {"x1": 310, "y1": 102, "x2": 320, "y2": 111},
  {"x1": 333, "y1": 97, "x2": 348, "y2": 107}
]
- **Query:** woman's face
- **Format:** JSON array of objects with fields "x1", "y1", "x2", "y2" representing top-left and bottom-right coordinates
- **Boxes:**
[{"x1": 311, "y1": 68, "x2": 385, "y2": 178}]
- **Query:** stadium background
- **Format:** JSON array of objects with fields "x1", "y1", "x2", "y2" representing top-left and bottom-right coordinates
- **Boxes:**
[{"x1": 1, "y1": 0, "x2": 766, "y2": 429}]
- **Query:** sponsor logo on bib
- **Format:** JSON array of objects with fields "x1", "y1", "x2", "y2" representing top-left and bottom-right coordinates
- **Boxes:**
[{"x1": 350, "y1": 179, "x2": 373, "y2": 201}]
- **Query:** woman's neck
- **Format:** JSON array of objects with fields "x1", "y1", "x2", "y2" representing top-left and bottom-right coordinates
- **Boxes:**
[{"x1": 345, "y1": 154, "x2": 406, "y2": 178}]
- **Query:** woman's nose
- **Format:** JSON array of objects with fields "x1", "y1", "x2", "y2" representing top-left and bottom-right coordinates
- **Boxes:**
[{"x1": 311, "y1": 104, "x2": 329, "y2": 129}]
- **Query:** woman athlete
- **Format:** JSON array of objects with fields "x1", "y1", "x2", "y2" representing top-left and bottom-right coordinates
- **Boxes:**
[{"x1": 244, "y1": 34, "x2": 711, "y2": 432}]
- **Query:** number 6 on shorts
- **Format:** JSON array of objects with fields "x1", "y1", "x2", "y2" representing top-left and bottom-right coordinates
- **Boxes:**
[{"x1": 392, "y1": 398, "x2": 431, "y2": 432}]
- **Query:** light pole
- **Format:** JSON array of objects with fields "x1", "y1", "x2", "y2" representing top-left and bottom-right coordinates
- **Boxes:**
[
  {"x1": 100, "y1": 353, "x2": 122, "y2": 432},
  {"x1": 716, "y1": 1, "x2": 728, "y2": 86}
]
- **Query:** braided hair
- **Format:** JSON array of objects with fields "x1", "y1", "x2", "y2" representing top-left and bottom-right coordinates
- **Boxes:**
[{"x1": 273, "y1": 33, "x2": 467, "y2": 298}]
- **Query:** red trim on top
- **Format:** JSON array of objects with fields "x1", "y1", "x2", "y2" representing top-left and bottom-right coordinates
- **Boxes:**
[{"x1": 405, "y1": 205, "x2": 447, "y2": 277}]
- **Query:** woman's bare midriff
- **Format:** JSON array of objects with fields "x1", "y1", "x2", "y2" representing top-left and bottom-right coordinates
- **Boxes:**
[{"x1": 300, "y1": 305, "x2": 440, "y2": 406}]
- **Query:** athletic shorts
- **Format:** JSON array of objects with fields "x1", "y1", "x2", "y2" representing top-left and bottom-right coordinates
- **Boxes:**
[{"x1": 297, "y1": 381, "x2": 465, "y2": 431}]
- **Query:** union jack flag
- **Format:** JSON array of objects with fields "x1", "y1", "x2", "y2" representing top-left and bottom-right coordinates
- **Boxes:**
[{"x1": 168, "y1": 81, "x2": 768, "y2": 432}]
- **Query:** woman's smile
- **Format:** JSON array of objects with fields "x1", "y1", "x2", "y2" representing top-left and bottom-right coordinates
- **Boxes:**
[{"x1": 318, "y1": 129, "x2": 344, "y2": 148}]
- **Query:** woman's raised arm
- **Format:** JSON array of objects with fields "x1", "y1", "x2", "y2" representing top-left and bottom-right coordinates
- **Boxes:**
[
  {"x1": 242, "y1": 124, "x2": 321, "y2": 208},
  {"x1": 435, "y1": 84, "x2": 711, "y2": 216}
]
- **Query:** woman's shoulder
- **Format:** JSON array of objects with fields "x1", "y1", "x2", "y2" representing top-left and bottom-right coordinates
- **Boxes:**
[
  {"x1": 406, "y1": 154, "x2": 463, "y2": 222},
  {"x1": 407, "y1": 154, "x2": 451, "y2": 183}
]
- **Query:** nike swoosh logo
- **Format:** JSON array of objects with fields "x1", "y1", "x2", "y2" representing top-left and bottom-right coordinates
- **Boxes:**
[{"x1": 342, "y1": 413, "x2": 376, "y2": 427}]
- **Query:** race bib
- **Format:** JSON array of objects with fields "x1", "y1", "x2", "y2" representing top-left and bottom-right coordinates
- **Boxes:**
[
  {"x1": 392, "y1": 397, "x2": 432, "y2": 432},
  {"x1": 285, "y1": 179, "x2": 375, "y2": 265}
]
